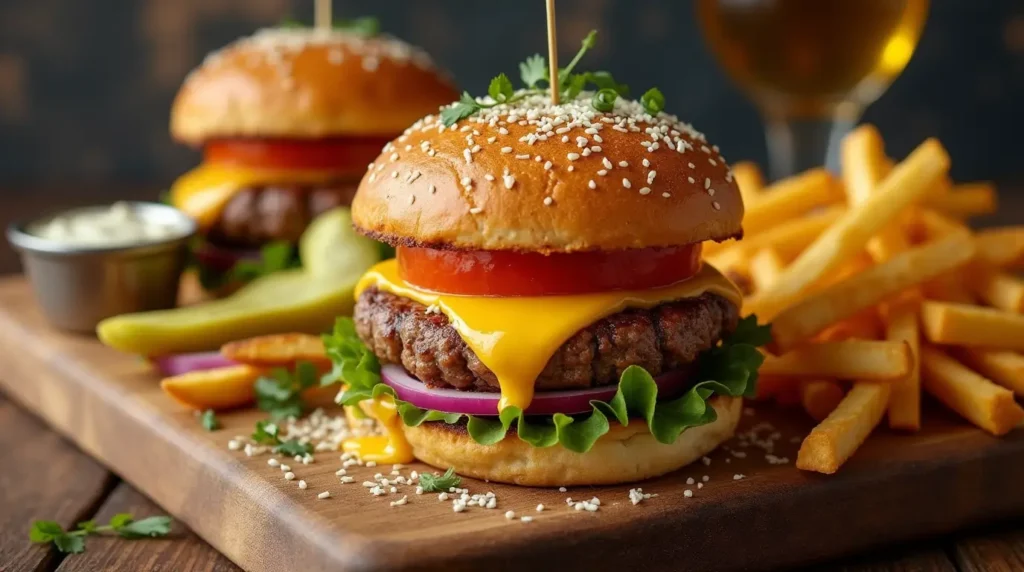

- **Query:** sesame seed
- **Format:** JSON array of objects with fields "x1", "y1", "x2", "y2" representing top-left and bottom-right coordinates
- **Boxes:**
[
  {"x1": 698, "y1": 483, "x2": 704, "y2": 489},
  {"x1": 702, "y1": 475, "x2": 710, "y2": 482},
  {"x1": 408, "y1": 170, "x2": 422, "y2": 183},
  {"x1": 688, "y1": 177, "x2": 696, "y2": 184},
  {"x1": 390, "y1": 171, "x2": 398, "y2": 179},
  {"x1": 622, "y1": 179, "x2": 632, "y2": 189},
  {"x1": 619, "y1": 161, "x2": 629, "y2": 167},
  {"x1": 576, "y1": 136, "x2": 588, "y2": 147},
  {"x1": 591, "y1": 146, "x2": 602, "y2": 153},
  {"x1": 484, "y1": 174, "x2": 495, "y2": 181},
  {"x1": 516, "y1": 154, "x2": 531, "y2": 160},
  {"x1": 712, "y1": 201, "x2": 722, "y2": 210},
  {"x1": 568, "y1": 165, "x2": 575, "y2": 172},
  {"x1": 567, "y1": 152, "x2": 580, "y2": 161},
  {"x1": 639, "y1": 187, "x2": 651, "y2": 195},
  {"x1": 267, "y1": 458, "x2": 279, "y2": 467},
  {"x1": 536, "y1": 504, "x2": 545, "y2": 512},
  {"x1": 709, "y1": 158, "x2": 717, "y2": 166},
  {"x1": 415, "y1": 486, "x2": 424, "y2": 494},
  {"x1": 280, "y1": 464, "x2": 290, "y2": 472},
  {"x1": 439, "y1": 492, "x2": 449, "y2": 501},
  {"x1": 390, "y1": 495, "x2": 408, "y2": 507},
  {"x1": 469, "y1": 207, "x2": 483, "y2": 214},
  {"x1": 688, "y1": 162, "x2": 696, "y2": 169},
  {"x1": 562, "y1": 135, "x2": 570, "y2": 143},
  {"x1": 648, "y1": 171, "x2": 657, "y2": 184},
  {"x1": 701, "y1": 145, "x2": 711, "y2": 153},
  {"x1": 702, "y1": 456, "x2": 712, "y2": 466},
  {"x1": 227, "y1": 440, "x2": 241, "y2": 451},
  {"x1": 487, "y1": 136, "x2": 496, "y2": 144},
  {"x1": 461, "y1": 176, "x2": 472, "y2": 186},
  {"x1": 390, "y1": 153, "x2": 399, "y2": 162},
  {"x1": 708, "y1": 187, "x2": 716, "y2": 196},
  {"x1": 429, "y1": 184, "x2": 436, "y2": 194},
  {"x1": 642, "y1": 158, "x2": 650, "y2": 167},
  {"x1": 318, "y1": 491, "x2": 331, "y2": 499},
  {"x1": 559, "y1": 487, "x2": 567, "y2": 493},
  {"x1": 453, "y1": 503, "x2": 466, "y2": 513},
  {"x1": 544, "y1": 161, "x2": 553, "y2": 170},
  {"x1": 582, "y1": 148, "x2": 592, "y2": 157},
  {"x1": 588, "y1": 180, "x2": 597, "y2": 190},
  {"x1": 543, "y1": 197, "x2": 553, "y2": 206},
  {"x1": 505, "y1": 511, "x2": 516, "y2": 520},
  {"x1": 499, "y1": 128, "x2": 509, "y2": 135},
  {"x1": 408, "y1": 195, "x2": 416, "y2": 205},
  {"x1": 597, "y1": 169, "x2": 608, "y2": 176},
  {"x1": 284, "y1": 472, "x2": 296, "y2": 481},
  {"x1": 520, "y1": 516, "x2": 534, "y2": 523},
  {"x1": 686, "y1": 477, "x2": 695, "y2": 485},
  {"x1": 463, "y1": 149, "x2": 473, "y2": 164},
  {"x1": 704, "y1": 178, "x2": 711, "y2": 189},
  {"x1": 662, "y1": 192, "x2": 671, "y2": 198},
  {"x1": 733, "y1": 474, "x2": 745, "y2": 480},
  {"x1": 501, "y1": 147, "x2": 513, "y2": 154},
  {"x1": 340, "y1": 476, "x2": 355, "y2": 483},
  {"x1": 298, "y1": 480, "x2": 307, "y2": 490},
  {"x1": 684, "y1": 490, "x2": 693, "y2": 498},
  {"x1": 503, "y1": 175, "x2": 516, "y2": 189},
  {"x1": 594, "y1": 134, "x2": 604, "y2": 143}
]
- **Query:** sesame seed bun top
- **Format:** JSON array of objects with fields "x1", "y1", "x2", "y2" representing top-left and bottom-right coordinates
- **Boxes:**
[
  {"x1": 351, "y1": 91, "x2": 744, "y2": 252},
  {"x1": 170, "y1": 27, "x2": 459, "y2": 145}
]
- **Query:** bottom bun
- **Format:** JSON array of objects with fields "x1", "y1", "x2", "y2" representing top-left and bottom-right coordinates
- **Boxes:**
[{"x1": 403, "y1": 395, "x2": 742, "y2": 487}]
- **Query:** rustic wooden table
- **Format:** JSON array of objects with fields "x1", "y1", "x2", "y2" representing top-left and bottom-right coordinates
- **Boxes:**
[{"x1": 1, "y1": 189, "x2": 1022, "y2": 572}]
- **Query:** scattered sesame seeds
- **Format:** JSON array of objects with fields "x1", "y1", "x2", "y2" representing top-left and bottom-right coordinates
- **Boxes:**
[
  {"x1": 688, "y1": 177, "x2": 696, "y2": 184},
  {"x1": 463, "y1": 149, "x2": 473, "y2": 164},
  {"x1": 559, "y1": 487, "x2": 567, "y2": 493},
  {"x1": 484, "y1": 174, "x2": 495, "y2": 181},
  {"x1": 500, "y1": 146, "x2": 513, "y2": 154},
  {"x1": 662, "y1": 192, "x2": 671, "y2": 198},
  {"x1": 712, "y1": 201, "x2": 722, "y2": 210},
  {"x1": 602, "y1": 158, "x2": 613, "y2": 170},
  {"x1": 597, "y1": 169, "x2": 608, "y2": 176},
  {"x1": 708, "y1": 188, "x2": 716, "y2": 196},
  {"x1": 536, "y1": 504, "x2": 545, "y2": 512},
  {"x1": 702, "y1": 456, "x2": 712, "y2": 466},
  {"x1": 628, "y1": 488, "x2": 657, "y2": 505},
  {"x1": 567, "y1": 152, "x2": 581, "y2": 161},
  {"x1": 461, "y1": 176, "x2": 472, "y2": 187},
  {"x1": 366, "y1": 461, "x2": 377, "y2": 468},
  {"x1": 505, "y1": 511, "x2": 516, "y2": 520},
  {"x1": 516, "y1": 154, "x2": 531, "y2": 160},
  {"x1": 688, "y1": 162, "x2": 696, "y2": 169},
  {"x1": 702, "y1": 475, "x2": 710, "y2": 482},
  {"x1": 408, "y1": 195, "x2": 416, "y2": 205},
  {"x1": 642, "y1": 158, "x2": 650, "y2": 167},
  {"x1": 520, "y1": 516, "x2": 534, "y2": 523},
  {"x1": 318, "y1": 491, "x2": 331, "y2": 499},
  {"x1": 686, "y1": 477, "x2": 695, "y2": 485},
  {"x1": 648, "y1": 171, "x2": 657, "y2": 184},
  {"x1": 733, "y1": 474, "x2": 746, "y2": 481},
  {"x1": 362, "y1": 56, "x2": 380, "y2": 71},
  {"x1": 390, "y1": 495, "x2": 408, "y2": 507},
  {"x1": 284, "y1": 472, "x2": 296, "y2": 481},
  {"x1": 684, "y1": 490, "x2": 693, "y2": 498},
  {"x1": 705, "y1": 178, "x2": 711, "y2": 189},
  {"x1": 503, "y1": 175, "x2": 516, "y2": 189},
  {"x1": 709, "y1": 158, "x2": 717, "y2": 166},
  {"x1": 428, "y1": 184, "x2": 436, "y2": 194},
  {"x1": 267, "y1": 458, "x2": 279, "y2": 467},
  {"x1": 639, "y1": 187, "x2": 651, "y2": 195},
  {"x1": 227, "y1": 440, "x2": 241, "y2": 451},
  {"x1": 588, "y1": 180, "x2": 597, "y2": 190},
  {"x1": 543, "y1": 197, "x2": 553, "y2": 206},
  {"x1": 567, "y1": 165, "x2": 575, "y2": 172},
  {"x1": 469, "y1": 207, "x2": 483, "y2": 214},
  {"x1": 281, "y1": 464, "x2": 291, "y2": 472},
  {"x1": 340, "y1": 476, "x2": 355, "y2": 484},
  {"x1": 298, "y1": 480, "x2": 307, "y2": 490},
  {"x1": 390, "y1": 171, "x2": 398, "y2": 179},
  {"x1": 544, "y1": 161, "x2": 553, "y2": 170},
  {"x1": 622, "y1": 179, "x2": 632, "y2": 189},
  {"x1": 619, "y1": 161, "x2": 629, "y2": 168}
]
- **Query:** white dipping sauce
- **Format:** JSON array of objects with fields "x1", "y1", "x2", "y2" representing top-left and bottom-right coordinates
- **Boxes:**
[{"x1": 30, "y1": 202, "x2": 184, "y2": 247}]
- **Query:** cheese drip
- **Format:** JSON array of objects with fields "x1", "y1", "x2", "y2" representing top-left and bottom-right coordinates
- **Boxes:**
[
  {"x1": 169, "y1": 163, "x2": 348, "y2": 230},
  {"x1": 355, "y1": 259, "x2": 742, "y2": 412}
]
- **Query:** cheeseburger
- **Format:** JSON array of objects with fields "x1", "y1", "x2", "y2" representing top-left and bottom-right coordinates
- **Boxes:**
[
  {"x1": 328, "y1": 40, "x2": 767, "y2": 486},
  {"x1": 168, "y1": 24, "x2": 458, "y2": 291}
]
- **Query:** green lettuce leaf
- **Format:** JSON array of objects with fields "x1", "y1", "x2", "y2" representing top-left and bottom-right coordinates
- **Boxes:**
[{"x1": 324, "y1": 316, "x2": 769, "y2": 453}]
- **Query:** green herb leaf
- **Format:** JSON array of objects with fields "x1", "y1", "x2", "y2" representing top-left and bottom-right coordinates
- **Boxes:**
[
  {"x1": 519, "y1": 54, "x2": 548, "y2": 89},
  {"x1": 488, "y1": 73, "x2": 515, "y2": 103},
  {"x1": 583, "y1": 71, "x2": 630, "y2": 97},
  {"x1": 200, "y1": 409, "x2": 219, "y2": 432},
  {"x1": 279, "y1": 17, "x2": 304, "y2": 29},
  {"x1": 117, "y1": 516, "x2": 172, "y2": 539},
  {"x1": 109, "y1": 513, "x2": 135, "y2": 530},
  {"x1": 274, "y1": 438, "x2": 313, "y2": 457},
  {"x1": 255, "y1": 361, "x2": 319, "y2": 420},
  {"x1": 251, "y1": 420, "x2": 281, "y2": 445},
  {"x1": 29, "y1": 520, "x2": 65, "y2": 543},
  {"x1": 326, "y1": 314, "x2": 767, "y2": 452},
  {"x1": 53, "y1": 534, "x2": 86, "y2": 554},
  {"x1": 334, "y1": 16, "x2": 379, "y2": 36},
  {"x1": 440, "y1": 92, "x2": 483, "y2": 127},
  {"x1": 558, "y1": 30, "x2": 598, "y2": 88},
  {"x1": 418, "y1": 468, "x2": 461, "y2": 492},
  {"x1": 591, "y1": 88, "x2": 618, "y2": 112},
  {"x1": 76, "y1": 520, "x2": 98, "y2": 534},
  {"x1": 640, "y1": 87, "x2": 666, "y2": 115},
  {"x1": 561, "y1": 73, "x2": 587, "y2": 100}
]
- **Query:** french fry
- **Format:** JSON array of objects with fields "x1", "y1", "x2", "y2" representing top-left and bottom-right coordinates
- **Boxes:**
[
  {"x1": 741, "y1": 168, "x2": 844, "y2": 236},
  {"x1": 221, "y1": 333, "x2": 330, "y2": 367},
  {"x1": 766, "y1": 232, "x2": 975, "y2": 351},
  {"x1": 974, "y1": 226, "x2": 1024, "y2": 269},
  {"x1": 919, "y1": 346, "x2": 1024, "y2": 435},
  {"x1": 759, "y1": 340, "x2": 911, "y2": 381},
  {"x1": 968, "y1": 264, "x2": 1024, "y2": 312},
  {"x1": 732, "y1": 161, "x2": 764, "y2": 206},
  {"x1": 749, "y1": 248, "x2": 785, "y2": 292},
  {"x1": 920, "y1": 301, "x2": 1024, "y2": 351},
  {"x1": 841, "y1": 124, "x2": 889, "y2": 206},
  {"x1": 751, "y1": 139, "x2": 951, "y2": 317},
  {"x1": 729, "y1": 207, "x2": 844, "y2": 260},
  {"x1": 924, "y1": 182, "x2": 997, "y2": 218},
  {"x1": 817, "y1": 308, "x2": 882, "y2": 342},
  {"x1": 921, "y1": 271, "x2": 976, "y2": 304},
  {"x1": 885, "y1": 306, "x2": 921, "y2": 431},
  {"x1": 161, "y1": 365, "x2": 261, "y2": 411},
  {"x1": 704, "y1": 245, "x2": 748, "y2": 277},
  {"x1": 953, "y1": 348, "x2": 1024, "y2": 396},
  {"x1": 911, "y1": 208, "x2": 969, "y2": 241},
  {"x1": 800, "y1": 380, "x2": 846, "y2": 422},
  {"x1": 796, "y1": 382, "x2": 891, "y2": 474}
]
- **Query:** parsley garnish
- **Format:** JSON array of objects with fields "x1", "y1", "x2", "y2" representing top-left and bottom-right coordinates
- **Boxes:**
[
  {"x1": 200, "y1": 409, "x2": 219, "y2": 432},
  {"x1": 418, "y1": 468, "x2": 461, "y2": 492},
  {"x1": 30, "y1": 514, "x2": 172, "y2": 555},
  {"x1": 254, "y1": 361, "x2": 319, "y2": 420},
  {"x1": 440, "y1": 30, "x2": 659, "y2": 126},
  {"x1": 251, "y1": 420, "x2": 313, "y2": 456}
]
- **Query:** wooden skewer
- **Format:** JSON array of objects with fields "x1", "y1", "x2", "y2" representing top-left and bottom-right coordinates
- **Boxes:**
[
  {"x1": 315, "y1": 0, "x2": 332, "y2": 32},
  {"x1": 545, "y1": 0, "x2": 559, "y2": 104}
]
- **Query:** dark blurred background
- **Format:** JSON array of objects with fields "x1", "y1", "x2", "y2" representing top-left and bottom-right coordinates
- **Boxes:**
[{"x1": 0, "y1": 0, "x2": 1021, "y2": 270}]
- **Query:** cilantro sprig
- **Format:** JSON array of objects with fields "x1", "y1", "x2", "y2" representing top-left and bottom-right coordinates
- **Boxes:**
[
  {"x1": 30, "y1": 514, "x2": 172, "y2": 555},
  {"x1": 254, "y1": 361, "x2": 320, "y2": 420},
  {"x1": 442, "y1": 30, "x2": 657, "y2": 127},
  {"x1": 251, "y1": 420, "x2": 313, "y2": 456},
  {"x1": 418, "y1": 468, "x2": 461, "y2": 492}
]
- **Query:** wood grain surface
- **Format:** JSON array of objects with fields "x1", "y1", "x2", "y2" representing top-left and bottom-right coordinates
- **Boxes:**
[{"x1": 1, "y1": 276, "x2": 1023, "y2": 572}]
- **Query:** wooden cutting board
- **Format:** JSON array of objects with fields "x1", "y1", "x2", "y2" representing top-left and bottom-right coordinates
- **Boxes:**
[{"x1": 1, "y1": 275, "x2": 1022, "y2": 572}]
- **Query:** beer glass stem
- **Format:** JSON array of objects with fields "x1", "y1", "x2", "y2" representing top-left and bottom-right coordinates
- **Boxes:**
[{"x1": 762, "y1": 105, "x2": 859, "y2": 180}]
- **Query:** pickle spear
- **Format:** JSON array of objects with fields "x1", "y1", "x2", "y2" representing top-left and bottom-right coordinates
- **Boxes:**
[{"x1": 97, "y1": 207, "x2": 382, "y2": 356}]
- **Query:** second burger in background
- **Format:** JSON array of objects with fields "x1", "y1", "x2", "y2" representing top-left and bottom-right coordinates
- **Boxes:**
[{"x1": 169, "y1": 20, "x2": 458, "y2": 294}]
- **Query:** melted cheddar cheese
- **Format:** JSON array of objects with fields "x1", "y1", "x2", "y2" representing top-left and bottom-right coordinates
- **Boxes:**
[
  {"x1": 342, "y1": 395, "x2": 414, "y2": 464},
  {"x1": 169, "y1": 163, "x2": 346, "y2": 230},
  {"x1": 355, "y1": 259, "x2": 742, "y2": 413}
]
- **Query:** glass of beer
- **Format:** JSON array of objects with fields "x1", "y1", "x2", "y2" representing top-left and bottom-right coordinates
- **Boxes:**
[{"x1": 697, "y1": 0, "x2": 929, "y2": 179}]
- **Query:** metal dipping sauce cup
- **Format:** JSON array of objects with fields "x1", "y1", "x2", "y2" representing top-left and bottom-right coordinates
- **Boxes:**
[{"x1": 6, "y1": 202, "x2": 197, "y2": 333}]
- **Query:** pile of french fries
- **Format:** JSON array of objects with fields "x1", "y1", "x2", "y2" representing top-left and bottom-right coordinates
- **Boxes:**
[{"x1": 712, "y1": 125, "x2": 1024, "y2": 474}]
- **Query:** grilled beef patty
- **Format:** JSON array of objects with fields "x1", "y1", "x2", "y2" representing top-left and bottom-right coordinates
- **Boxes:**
[
  {"x1": 354, "y1": 288, "x2": 739, "y2": 392},
  {"x1": 209, "y1": 183, "x2": 359, "y2": 246}
]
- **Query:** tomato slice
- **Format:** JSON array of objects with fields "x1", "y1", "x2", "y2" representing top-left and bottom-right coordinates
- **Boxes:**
[
  {"x1": 397, "y1": 245, "x2": 703, "y2": 296},
  {"x1": 204, "y1": 137, "x2": 392, "y2": 173}
]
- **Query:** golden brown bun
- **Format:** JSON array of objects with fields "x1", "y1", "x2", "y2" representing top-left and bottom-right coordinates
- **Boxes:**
[
  {"x1": 403, "y1": 395, "x2": 741, "y2": 486},
  {"x1": 171, "y1": 28, "x2": 458, "y2": 144},
  {"x1": 352, "y1": 93, "x2": 743, "y2": 252}
]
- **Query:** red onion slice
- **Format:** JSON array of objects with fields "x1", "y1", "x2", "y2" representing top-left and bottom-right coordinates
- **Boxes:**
[
  {"x1": 380, "y1": 364, "x2": 690, "y2": 416},
  {"x1": 152, "y1": 352, "x2": 236, "y2": 377}
]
